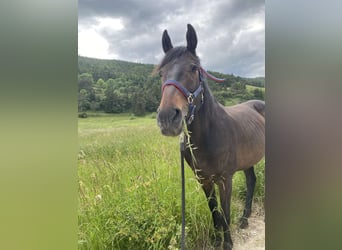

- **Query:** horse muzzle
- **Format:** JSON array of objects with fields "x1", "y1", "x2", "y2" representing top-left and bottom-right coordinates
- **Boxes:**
[{"x1": 157, "y1": 107, "x2": 184, "y2": 136}]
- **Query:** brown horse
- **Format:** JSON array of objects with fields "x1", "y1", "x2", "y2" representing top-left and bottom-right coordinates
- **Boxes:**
[{"x1": 156, "y1": 24, "x2": 265, "y2": 250}]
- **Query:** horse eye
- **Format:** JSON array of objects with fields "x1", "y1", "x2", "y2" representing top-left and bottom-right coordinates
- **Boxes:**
[
  {"x1": 159, "y1": 70, "x2": 163, "y2": 77},
  {"x1": 191, "y1": 65, "x2": 198, "y2": 72}
]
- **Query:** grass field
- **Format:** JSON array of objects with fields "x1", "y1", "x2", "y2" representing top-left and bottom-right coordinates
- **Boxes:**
[{"x1": 78, "y1": 113, "x2": 265, "y2": 249}]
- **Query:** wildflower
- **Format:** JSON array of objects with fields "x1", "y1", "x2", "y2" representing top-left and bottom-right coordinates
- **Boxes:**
[{"x1": 95, "y1": 194, "x2": 102, "y2": 201}]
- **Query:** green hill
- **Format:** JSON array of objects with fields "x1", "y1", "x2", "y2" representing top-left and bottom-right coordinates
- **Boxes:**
[
  {"x1": 78, "y1": 56, "x2": 155, "y2": 82},
  {"x1": 78, "y1": 56, "x2": 264, "y2": 116}
]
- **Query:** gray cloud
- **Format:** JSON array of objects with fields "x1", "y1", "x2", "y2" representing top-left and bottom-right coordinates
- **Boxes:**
[{"x1": 79, "y1": 0, "x2": 264, "y2": 77}]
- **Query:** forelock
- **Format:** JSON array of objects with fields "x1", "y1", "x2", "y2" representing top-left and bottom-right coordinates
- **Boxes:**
[{"x1": 157, "y1": 46, "x2": 200, "y2": 71}]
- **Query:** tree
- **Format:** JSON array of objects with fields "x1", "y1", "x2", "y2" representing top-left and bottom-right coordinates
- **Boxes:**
[
  {"x1": 132, "y1": 90, "x2": 146, "y2": 116},
  {"x1": 78, "y1": 73, "x2": 94, "y2": 91},
  {"x1": 95, "y1": 78, "x2": 106, "y2": 88},
  {"x1": 78, "y1": 89, "x2": 90, "y2": 112},
  {"x1": 231, "y1": 82, "x2": 246, "y2": 93},
  {"x1": 103, "y1": 88, "x2": 124, "y2": 113},
  {"x1": 253, "y1": 88, "x2": 264, "y2": 100}
]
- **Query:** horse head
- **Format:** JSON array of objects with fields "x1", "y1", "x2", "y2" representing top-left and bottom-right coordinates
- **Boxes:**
[{"x1": 157, "y1": 24, "x2": 203, "y2": 136}]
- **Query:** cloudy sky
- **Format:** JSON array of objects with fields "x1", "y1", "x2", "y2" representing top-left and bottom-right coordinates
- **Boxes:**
[{"x1": 78, "y1": 0, "x2": 264, "y2": 77}]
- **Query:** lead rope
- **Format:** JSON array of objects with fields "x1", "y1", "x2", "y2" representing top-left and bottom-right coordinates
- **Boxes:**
[{"x1": 179, "y1": 132, "x2": 186, "y2": 250}]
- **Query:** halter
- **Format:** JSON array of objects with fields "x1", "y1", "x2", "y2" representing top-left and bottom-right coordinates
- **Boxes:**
[
  {"x1": 161, "y1": 69, "x2": 204, "y2": 124},
  {"x1": 161, "y1": 67, "x2": 224, "y2": 125}
]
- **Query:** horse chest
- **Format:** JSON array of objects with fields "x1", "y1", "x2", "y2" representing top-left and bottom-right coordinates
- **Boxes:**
[{"x1": 184, "y1": 146, "x2": 236, "y2": 180}]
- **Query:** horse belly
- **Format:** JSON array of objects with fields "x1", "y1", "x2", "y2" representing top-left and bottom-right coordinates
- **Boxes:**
[
  {"x1": 234, "y1": 114, "x2": 265, "y2": 170},
  {"x1": 236, "y1": 141, "x2": 264, "y2": 170}
]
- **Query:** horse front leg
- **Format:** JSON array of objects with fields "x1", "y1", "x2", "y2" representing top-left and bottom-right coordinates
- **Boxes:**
[
  {"x1": 218, "y1": 176, "x2": 233, "y2": 250},
  {"x1": 201, "y1": 179, "x2": 224, "y2": 247},
  {"x1": 240, "y1": 166, "x2": 256, "y2": 229}
]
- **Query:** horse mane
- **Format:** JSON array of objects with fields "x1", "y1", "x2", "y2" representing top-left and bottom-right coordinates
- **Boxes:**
[{"x1": 152, "y1": 46, "x2": 200, "y2": 76}]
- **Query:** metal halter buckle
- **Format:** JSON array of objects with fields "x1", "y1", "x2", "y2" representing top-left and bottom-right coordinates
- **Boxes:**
[
  {"x1": 187, "y1": 114, "x2": 194, "y2": 124},
  {"x1": 187, "y1": 94, "x2": 194, "y2": 104}
]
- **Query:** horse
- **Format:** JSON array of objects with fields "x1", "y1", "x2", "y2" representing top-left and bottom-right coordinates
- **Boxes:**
[{"x1": 155, "y1": 24, "x2": 265, "y2": 250}]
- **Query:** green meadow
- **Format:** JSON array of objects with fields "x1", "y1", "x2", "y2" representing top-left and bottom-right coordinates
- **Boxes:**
[{"x1": 78, "y1": 113, "x2": 265, "y2": 249}]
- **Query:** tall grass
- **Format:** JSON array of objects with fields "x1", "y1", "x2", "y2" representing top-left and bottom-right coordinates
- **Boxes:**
[{"x1": 78, "y1": 114, "x2": 264, "y2": 249}]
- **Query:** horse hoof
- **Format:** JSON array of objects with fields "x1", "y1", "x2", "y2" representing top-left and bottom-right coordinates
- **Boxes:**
[
  {"x1": 223, "y1": 242, "x2": 233, "y2": 250},
  {"x1": 239, "y1": 218, "x2": 249, "y2": 229},
  {"x1": 211, "y1": 234, "x2": 222, "y2": 248},
  {"x1": 214, "y1": 240, "x2": 221, "y2": 248}
]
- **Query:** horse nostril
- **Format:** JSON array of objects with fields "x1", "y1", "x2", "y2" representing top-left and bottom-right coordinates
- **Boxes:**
[
  {"x1": 172, "y1": 108, "x2": 181, "y2": 122},
  {"x1": 157, "y1": 108, "x2": 182, "y2": 125}
]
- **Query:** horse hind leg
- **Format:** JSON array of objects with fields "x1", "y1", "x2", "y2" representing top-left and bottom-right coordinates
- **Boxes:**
[{"x1": 240, "y1": 166, "x2": 256, "y2": 229}]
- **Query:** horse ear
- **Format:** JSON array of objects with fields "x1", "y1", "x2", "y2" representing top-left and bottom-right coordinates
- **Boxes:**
[
  {"x1": 162, "y1": 30, "x2": 173, "y2": 53},
  {"x1": 186, "y1": 24, "x2": 197, "y2": 55}
]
